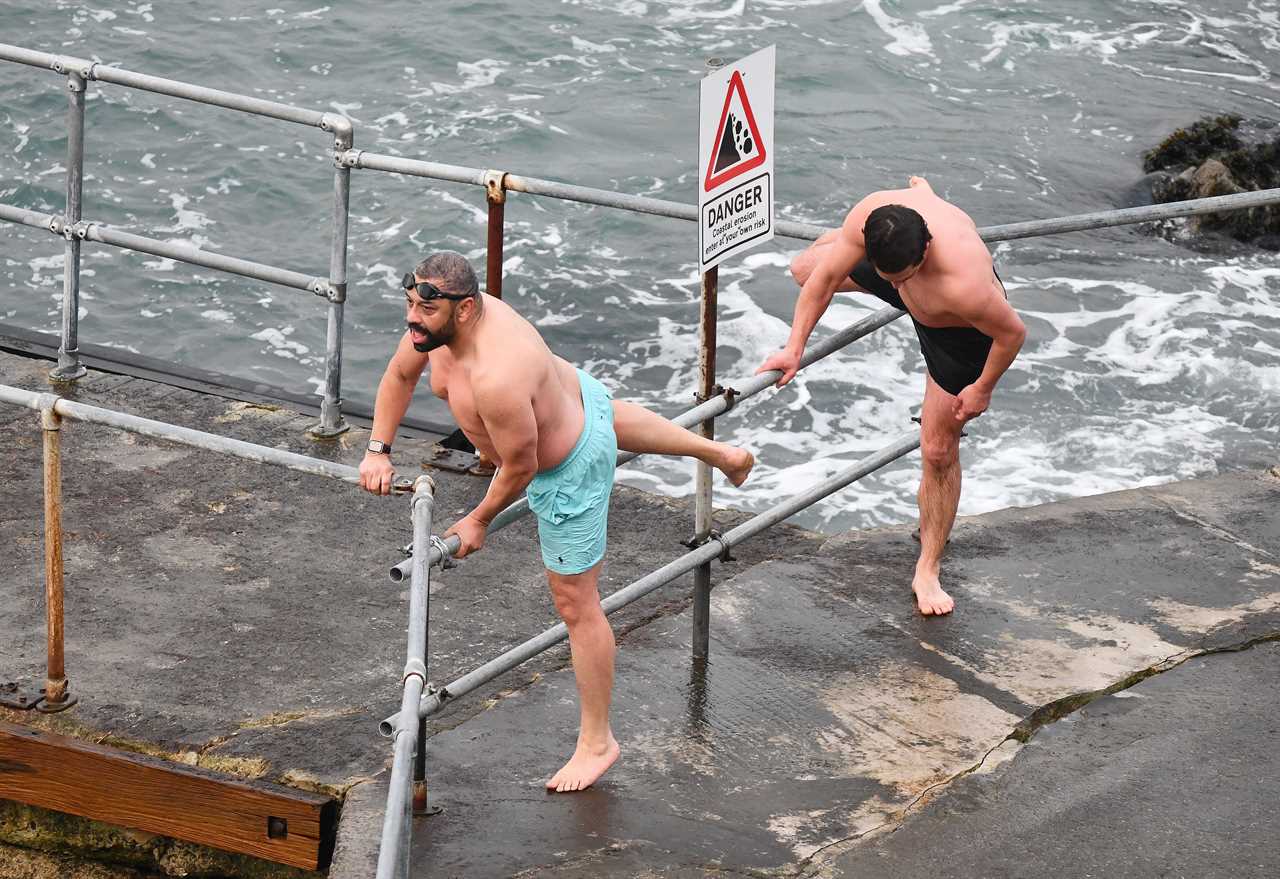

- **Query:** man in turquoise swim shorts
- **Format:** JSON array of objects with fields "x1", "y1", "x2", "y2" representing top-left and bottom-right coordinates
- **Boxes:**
[{"x1": 358, "y1": 251, "x2": 754, "y2": 792}]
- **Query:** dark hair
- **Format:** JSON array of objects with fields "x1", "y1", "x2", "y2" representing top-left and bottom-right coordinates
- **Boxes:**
[
  {"x1": 863, "y1": 205, "x2": 932, "y2": 273},
  {"x1": 414, "y1": 251, "x2": 479, "y2": 298}
]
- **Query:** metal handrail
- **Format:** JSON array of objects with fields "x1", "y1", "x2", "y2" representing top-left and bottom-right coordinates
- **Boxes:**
[
  {"x1": 0, "y1": 384, "x2": 361, "y2": 483},
  {"x1": 0, "y1": 42, "x2": 353, "y2": 435},
  {"x1": 386, "y1": 303, "x2": 907, "y2": 582},
  {"x1": 0, "y1": 204, "x2": 333, "y2": 297},
  {"x1": 379, "y1": 431, "x2": 921, "y2": 736}
]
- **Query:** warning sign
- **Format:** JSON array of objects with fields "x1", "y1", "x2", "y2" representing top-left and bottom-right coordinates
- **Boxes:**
[{"x1": 699, "y1": 46, "x2": 774, "y2": 271}]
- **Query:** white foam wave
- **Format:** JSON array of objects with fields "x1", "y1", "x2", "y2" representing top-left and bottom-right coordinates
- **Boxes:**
[{"x1": 861, "y1": 0, "x2": 936, "y2": 60}]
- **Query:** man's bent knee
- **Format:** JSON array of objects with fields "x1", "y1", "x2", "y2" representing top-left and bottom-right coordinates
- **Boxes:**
[
  {"x1": 789, "y1": 250, "x2": 813, "y2": 286},
  {"x1": 920, "y1": 438, "x2": 959, "y2": 471}
]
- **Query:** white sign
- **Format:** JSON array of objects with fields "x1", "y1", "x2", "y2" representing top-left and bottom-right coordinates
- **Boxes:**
[{"x1": 698, "y1": 45, "x2": 775, "y2": 272}]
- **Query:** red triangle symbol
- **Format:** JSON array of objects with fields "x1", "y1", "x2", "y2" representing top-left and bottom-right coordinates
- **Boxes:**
[{"x1": 704, "y1": 70, "x2": 767, "y2": 192}]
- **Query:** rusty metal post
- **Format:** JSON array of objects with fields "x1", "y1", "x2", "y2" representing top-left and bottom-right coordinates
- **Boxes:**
[
  {"x1": 692, "y1": 266, "x2": 718, "y2": 660},
  {"x1": 484, "y1": 170, "x2": 507, "y2": 299},
  {"x1": 41, "y1": 406, "x2": 72, "y2": 709}
]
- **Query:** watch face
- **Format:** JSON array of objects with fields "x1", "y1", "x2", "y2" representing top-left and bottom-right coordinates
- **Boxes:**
[{"x1": 368, "y1": 440, "x2": 391, "y2": 454}]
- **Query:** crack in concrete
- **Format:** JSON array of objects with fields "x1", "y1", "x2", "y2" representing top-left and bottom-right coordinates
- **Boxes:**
[
  {"x1": 1149, "y1": 494, "x2": 1276, "y2": 560},
  {"x1": 791, "y1": 629, "x2": 1280, "y2": 877}
]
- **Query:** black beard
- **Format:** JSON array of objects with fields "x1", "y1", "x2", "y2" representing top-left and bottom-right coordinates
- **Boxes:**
[{"x1": 408, "y1": 321, "x2": 452, "y2": 353}]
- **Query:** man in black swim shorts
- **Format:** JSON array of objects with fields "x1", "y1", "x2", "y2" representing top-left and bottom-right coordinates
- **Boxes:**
[{"x1": 757, "y1": 176, "x2": 1026, "y2": 616}]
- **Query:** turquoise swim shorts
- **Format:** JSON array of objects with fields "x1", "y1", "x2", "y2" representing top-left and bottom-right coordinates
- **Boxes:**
[{"x1": 525, "y1": 369, "x2": 617, "y2": 575}]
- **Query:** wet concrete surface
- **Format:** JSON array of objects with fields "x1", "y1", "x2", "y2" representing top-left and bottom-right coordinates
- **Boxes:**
[
  {"x1": 379, "y1": 471, "x2": 1279, "y2": 877},
  {"x1": 826, "y1": 640, "x2": 1280, "y2": 879},
  {"x1": 0, "y1": 350, "x2": 814, "y2": 865},
  {"x1": 2, "y1": 349, "x2": 1279, "y2": 877}
]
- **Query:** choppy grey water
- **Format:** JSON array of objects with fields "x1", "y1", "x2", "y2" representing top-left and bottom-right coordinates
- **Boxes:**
[{"x1": 2, "y1": 0, "x2": 1278, "y2": 532}]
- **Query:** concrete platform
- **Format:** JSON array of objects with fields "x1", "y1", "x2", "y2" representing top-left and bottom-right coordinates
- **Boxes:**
[
  {"x1": 338, "y1": 468, "x2": 1277, "y2": 878},
  {"x1": 826, "y1": 640, "x2": 1280, "y2": 879},
  {"x1": 2, "y1": 347, "x2": 1279, "y2": 877},
  {"x1": 0, "y1": 349, "x2": 815, "y2": 874}
]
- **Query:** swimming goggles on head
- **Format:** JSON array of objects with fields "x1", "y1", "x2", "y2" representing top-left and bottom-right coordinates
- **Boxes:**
[{"x1": 401, "y1": 272, "x2": 474, "y2": 301}]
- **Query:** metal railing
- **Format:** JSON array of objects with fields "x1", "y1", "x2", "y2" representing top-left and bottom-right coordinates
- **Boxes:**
[
  {"x1": 7, "y1": 41, "x2": 1280, "y2": 877},
  {"x1": 0, "y1": 43, "x2": 353, "y2": 436}
]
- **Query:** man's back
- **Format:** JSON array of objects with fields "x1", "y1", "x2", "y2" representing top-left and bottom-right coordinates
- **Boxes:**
[{"x1": 845, "y1": 180, "x2": 998, "y2": 328}]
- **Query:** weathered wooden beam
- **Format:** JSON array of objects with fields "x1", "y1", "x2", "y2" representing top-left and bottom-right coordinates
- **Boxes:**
[{"x1": 0, "y1": 722, "x2": 336, "y2": 870}]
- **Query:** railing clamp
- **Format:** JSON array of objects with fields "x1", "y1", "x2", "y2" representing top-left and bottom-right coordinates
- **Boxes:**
[
  {"x1": 483, "y1": 170, "x2": 508, "y2": 205},
  {"x1": 680, "y1": 529, "x2": 734, "y2": 562},
  {"x1": 50, "y1": 55, "x2": 94, "y2": 80},
  {"x1": 325, "y1": 281, "x2": 347, "y2": 304},
  {"x1": 53, "y1": 219, "x2": 91, "y2": 241},
  {"x1": 430, "y1": 535, "x2": 456, "y2": 570},
  {"x1": 708, "y1": 529, "x2": 734, "y2": 563},
  {"x1": 340, "y1": 148, "x2": 363, "y2": 169},
  {"x1": 402, "y1": 658, "x2": 427, "y2": 687},
  {"x1": 693, "y1": 384, "x2": 740, "y2": 413}
]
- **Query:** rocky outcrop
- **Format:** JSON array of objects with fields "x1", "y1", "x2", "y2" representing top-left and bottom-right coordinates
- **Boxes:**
[{"x1": 1137, "y1": 114, "x2": 1280, "y2": 250}]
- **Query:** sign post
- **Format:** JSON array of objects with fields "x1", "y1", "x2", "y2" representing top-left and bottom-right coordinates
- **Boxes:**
[{"x1": 692, "y1": 47, "x2": 775, "y2": 661}]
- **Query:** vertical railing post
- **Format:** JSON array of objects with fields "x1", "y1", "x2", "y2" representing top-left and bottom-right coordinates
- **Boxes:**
[
  {"x1": 51, "y1": 71, "x2": 88, "y2": 382},
  {"x1": 40, "y1": 406, "x2": 74, "y2": 710},
  {"x1": 692, "y1": 265, "x2": 718, "y2": 660},
  {"x1": 312, "y1": 114, "x2": 353, "y2": 438},
  {"x1": 375, "y1": 476, "x2": 436, "y2": 879},
  {"x1": 483, "y1": 170, "x2": 507, "y2": 299}
]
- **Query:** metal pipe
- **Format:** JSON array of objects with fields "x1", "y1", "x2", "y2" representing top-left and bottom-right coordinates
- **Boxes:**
[
  {"x1": 0, "y1": 203, "x2": 331, "y2": 295},
  {"x1": 692, "y1": 266, "x2": 718, "y2": 660},
  {"x1": 484, "y1": 171, "x2": 507, "y2": 299},
  {"x1": 345, "y1": 150, "x2": 1280, "y2": 245},
  {"x1": 41, "y1": 407, "x2": 68, "y2": 706},
  {"x1": 51, "y1": 71, "x2": 88, "y2": 382},
  {"x1": 0, "y1": 384, "x2": 361, "y2": 484},
  {"x1": 374, "y1": 476, "x2": 436, "y2": 879},
  {"x1": 0, "y1": 45, "x2": 329, "y2": 129},
  {"x1": 314, "y1": 122, "x2": 354, "y2": 437},
  {"x1": 85, "y1": 222, "x2": 331, "y2": 295},
  {"x1": 381, "y1": 431, "x2": 920, "y2": 733},
  {"x1": 375, "y1": 674, "x2": 423, "y2": 879},
  {"x1": 978, "y1": 187, "x2": 1280, "y2": 243},
  {"x1": 386, "y1": 304, "x2": 908, "y2": 583},
  {"x1": 345, "y1": 149, "x2": 825, "y2": 240}
]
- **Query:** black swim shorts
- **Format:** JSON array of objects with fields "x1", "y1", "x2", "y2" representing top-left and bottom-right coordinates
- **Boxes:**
[{"x1": 849, "y1": 258, "x2": 1002, "y2": 396}]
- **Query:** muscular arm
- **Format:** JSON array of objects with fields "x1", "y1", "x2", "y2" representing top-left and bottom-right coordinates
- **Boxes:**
[
  {"x1": 359, "y1": 332, "x2": 429, "y2": 494},
  {"x1": 950, "y1": 282, "x2": 1026, "y2": 420},
  {"x1": 784, "y1": 211, "x2": 868, "y2": 358},
  {"x1": 371, "y1": 331, "x2": 430, "y2": 445},
  {"x1": 465, "y1": 373, "x2": 540, "y2": 526},
  {"x1": 959, "y1": 289, "x2": 1026, "y2": 393}
]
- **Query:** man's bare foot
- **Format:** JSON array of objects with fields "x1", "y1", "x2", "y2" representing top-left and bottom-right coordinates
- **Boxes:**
[
  {"x1": 717, "y1": 445, "x2": 755, "y2": 487},
  {"x1": 911, "y1": 568, "x2": 954, "y2": 615},
  {"x1": 546, "y1": 735, "x2": 620, "y2": 793}
]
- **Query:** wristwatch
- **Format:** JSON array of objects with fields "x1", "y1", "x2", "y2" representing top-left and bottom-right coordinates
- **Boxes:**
[{"x1": 367, "y1": 439, "x2": 392, "y2": 455}]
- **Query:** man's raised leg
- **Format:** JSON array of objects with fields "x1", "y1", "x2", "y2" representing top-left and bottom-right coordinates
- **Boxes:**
[
  {"x1": 611, "y1": 400, "x2": 754, "y2": 487},
  {"x1": 913, "y1": 376, "x2": 964, "y2": 615},
  {"x1": 791, "y1": 229, "x2": 860, "y2": 291},
  {"x1": 545, "y1": 562, "x2": 621, "y2": 792}
]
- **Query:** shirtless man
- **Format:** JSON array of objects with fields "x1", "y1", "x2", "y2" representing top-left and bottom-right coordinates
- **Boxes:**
[
  {"x1": 757, "y1": 177, "x2": 1025, "y2": 616},
  {"x1": 358, "y1": 251, "x2": 754, "y2": 792}
]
